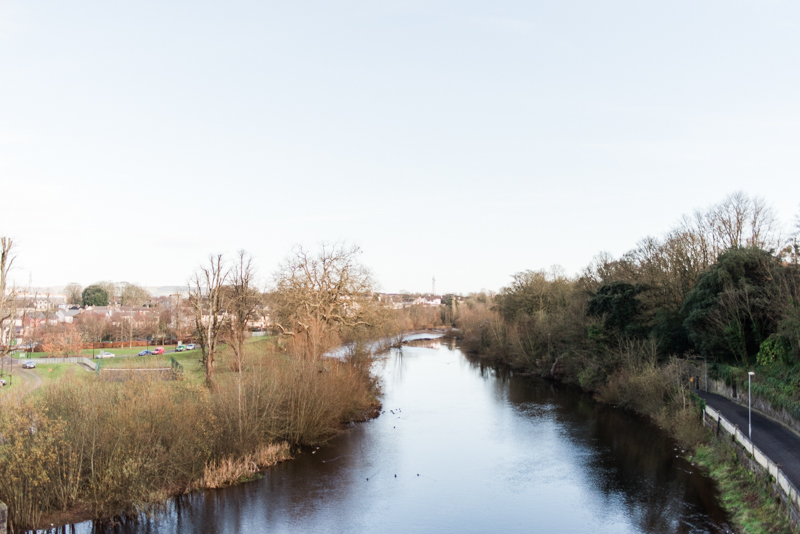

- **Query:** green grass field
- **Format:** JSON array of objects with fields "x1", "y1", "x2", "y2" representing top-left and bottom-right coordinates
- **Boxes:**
[
  {"x1": 0, "y1": 372, "x2": 22, "y2": 392},
  {"x1": 2, "y1": 336, "x2": 276, "y2": 395},
  {"x1": 32, "y1": 363, "x2": 74, "y2": 383},
  {"x1": 92, "y1": 348, "x2": 206, "y2": 384},
  {"x1": 0, "y1": 362, "x2": 77, "y2": 394}
]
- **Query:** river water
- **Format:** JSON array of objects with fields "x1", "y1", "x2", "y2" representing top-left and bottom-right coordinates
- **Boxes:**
[{"x1": 70, "y1": 334, "x2": 730, "y2": 533}]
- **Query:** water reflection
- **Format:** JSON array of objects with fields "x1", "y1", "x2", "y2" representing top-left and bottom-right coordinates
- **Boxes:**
[{"x1": 61, "y1": 341, "x2": 730, "y2": 534}]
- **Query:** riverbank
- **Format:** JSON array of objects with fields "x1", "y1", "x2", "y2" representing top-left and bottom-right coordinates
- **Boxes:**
[
  {"x1": 693, "y1": 441, "x2": 791, "y2": 533},
  {"x1": 31, "y1": 398, "x2": 384, "y2": 531},
  {"x1": 68, "y1": 336, "x2": 732, "y2": 532},
  {"x1": 460, "y1": 334, "x2": 792, "y2": 534},
  {"x1": 0, "y1": 340, "x2": 382, "y2": 532}
]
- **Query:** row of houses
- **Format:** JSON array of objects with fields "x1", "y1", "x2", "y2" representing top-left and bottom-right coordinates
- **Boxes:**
[
  {"x1": 377, "y1": 294, "x2": 444, "y2": 310},
  {"x1": 2, "y1": 290, "x2": 452, "y2": 348}
]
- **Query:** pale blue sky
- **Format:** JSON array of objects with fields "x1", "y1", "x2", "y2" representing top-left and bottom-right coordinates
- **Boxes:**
[{"x1": 1, "y1": 1, "x2": 799, "y2": 293}]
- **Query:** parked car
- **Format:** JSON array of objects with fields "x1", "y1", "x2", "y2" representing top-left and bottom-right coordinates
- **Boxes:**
[
  {"x1": 152, "y1": 347, "x2": 165, "y2": 355},
  {"x1": 176, "y1": 344, "x2": 187, "y2": 352},
  {"x1": 186, "y1": 343, "x2": 196, "y2": 350},
  {"x1": 138, "y1": 350, "x2": 153, "y2": 356},
  {"x1": 96, "y1": 351, "x2": 115, "y2": 359},
  {"x1": 22, "y1": 360, "x2": 36, "y2": 369},
  {"x1": 0, "y1": 378, "x2": 6, "y2": 386}
]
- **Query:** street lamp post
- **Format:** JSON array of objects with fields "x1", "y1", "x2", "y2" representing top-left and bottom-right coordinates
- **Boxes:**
[{"x1": 748, "y1": 371, "x2": 755, "y2": 440}]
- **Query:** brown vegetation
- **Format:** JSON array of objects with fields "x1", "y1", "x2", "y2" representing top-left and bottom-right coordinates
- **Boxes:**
[
  {"x1": 269, "y1": 243, "x2": 384, "y2": 358},
  {"x1": 0, "y1": 341, "x2": 377, "y2": 530},
  {"x1": 41, "y1": 323, "x2": 83, "y2": 356},
  {"x1": 199, "y1": 442, "x2": 292, "y2": 489}
]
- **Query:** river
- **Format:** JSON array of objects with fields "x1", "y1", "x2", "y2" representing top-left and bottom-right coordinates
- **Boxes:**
[{"x1": 66, "y1": 334, "x2": 730, "y2": 533}]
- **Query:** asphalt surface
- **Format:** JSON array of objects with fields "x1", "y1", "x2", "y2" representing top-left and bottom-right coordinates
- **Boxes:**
[
  {"x1": 697, "y1": 390, "x2": 800, "y2": 489},
  {"x1": 92, "y1": 347, "x2": 181, "y2": 358}
]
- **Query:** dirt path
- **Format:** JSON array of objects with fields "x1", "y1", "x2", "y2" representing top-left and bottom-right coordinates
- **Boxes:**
[{"x1": 1, "y1": 356, "x2": 43, "y2": 393}]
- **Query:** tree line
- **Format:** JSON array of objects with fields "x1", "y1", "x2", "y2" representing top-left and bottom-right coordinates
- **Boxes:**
[{"x1": 456, "y1": 192, "x2": 800, "y2": 418}]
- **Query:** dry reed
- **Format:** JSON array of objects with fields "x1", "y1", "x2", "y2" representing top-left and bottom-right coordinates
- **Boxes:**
[{"x1": 198, "y1": 442, "x2": 292, "y2": 489}]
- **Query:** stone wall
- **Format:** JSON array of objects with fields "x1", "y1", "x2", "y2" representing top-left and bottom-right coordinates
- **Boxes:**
[{"x1": 707, "y1": 377, "x2": 800, "y2": 436}]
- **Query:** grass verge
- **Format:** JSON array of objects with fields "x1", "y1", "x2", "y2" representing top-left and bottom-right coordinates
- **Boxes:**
[{"x1": 693, "y1": 440, "x2": 792, "y2": 533}]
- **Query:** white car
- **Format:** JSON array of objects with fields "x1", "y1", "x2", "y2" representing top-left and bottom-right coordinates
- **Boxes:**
[
  {"x1": 96, "y1": 351, "x2": 116, "y2": 359},
  {"x1": 0, "y1": 378, "x2": 6, "y2": 386},
  {"x1": 22, "y1": 360, "x2": 36, "y2": 369}
]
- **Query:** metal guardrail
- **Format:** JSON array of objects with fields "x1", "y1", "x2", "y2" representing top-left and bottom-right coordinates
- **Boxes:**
[{"x1": 704, "y1": 405, "x2": 800, "y2": 525}]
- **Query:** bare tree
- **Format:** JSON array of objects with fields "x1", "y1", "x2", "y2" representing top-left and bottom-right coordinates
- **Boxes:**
[
  {"x1": 270, "y1": 243, "x2": 379, "y2": 358},
  {"x1": 0, "y1": 237, "x2": 17, "y2": 356},
  {"x1": 229, "y1": 251, "x2": 259, "y2": 368},
  {"x1": 74, "y1": 312, "x2": 108, "y2": 349},
  {"x1": 64, "y1": 283, "x2": 83, "y2": 306},
  {"x1": 138, "y1": 306, "x2": 159, "y2": 344},
  {"x1": 169, "y1": 294, "x2": 191, "y2": 342},
  {"x1": 189, "y1": 254, "x2": 230, "y2": 387},
  {"x1": 676, "y1": 191, "x2": 780, "y2": 262},
  {"x1": 97, "y1": 281, "x2": 119, "y2": 306},
  {"x1": 227, "y1": 250, "x2": 260, "y2": 442},
  {"x1": 119, "y1": 282, "x2": 151, "y2": 307}
]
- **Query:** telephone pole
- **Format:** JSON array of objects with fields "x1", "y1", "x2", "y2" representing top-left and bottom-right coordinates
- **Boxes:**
[{"x1": 432, "y1": 276, "x2": 436, "y2": 296}]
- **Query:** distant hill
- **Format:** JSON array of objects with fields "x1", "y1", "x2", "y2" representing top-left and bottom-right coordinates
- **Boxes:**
[{"x1": 149, "y1": 286, "x2": 191, "y2": 297}]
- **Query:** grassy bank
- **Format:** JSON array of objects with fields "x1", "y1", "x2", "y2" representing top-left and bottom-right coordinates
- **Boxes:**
[
  {"x1": 0, "y1": 340, "x2": 378, "y2": 531},
  {"x1": 693, "y1": 441, "x2": 791, "y2": 533}
]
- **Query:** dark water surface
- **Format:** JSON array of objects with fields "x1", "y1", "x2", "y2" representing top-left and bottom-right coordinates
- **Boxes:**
[{"x1": 68, "y1": 337, "x2": 730, "y2": 533}]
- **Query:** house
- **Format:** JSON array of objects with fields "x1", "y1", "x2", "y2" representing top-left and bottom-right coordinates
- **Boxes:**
[{"x1": 55, "y1": 309, "x2": 82, "y2": 324}]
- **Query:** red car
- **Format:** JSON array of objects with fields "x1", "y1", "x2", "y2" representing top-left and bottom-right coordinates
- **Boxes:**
[{"x1": 152, "y1": 347, "x2": 165, "y2": 355}]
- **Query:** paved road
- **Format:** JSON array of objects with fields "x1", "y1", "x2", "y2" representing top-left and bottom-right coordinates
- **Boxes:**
[
  {"x1": 91, "y1": 347, "x2": 182, "y2": 359},
  {"x1": 698, "y1": 391, "x2": 800, "y2": 489}
]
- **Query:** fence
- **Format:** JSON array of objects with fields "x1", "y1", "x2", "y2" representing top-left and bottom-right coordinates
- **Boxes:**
[
  {"x1": 93, "y1": 358, "x2": 183, "y2": 382},
  {"x1": 703, "y1": 405, "x2": 800, "y2": 528}
]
